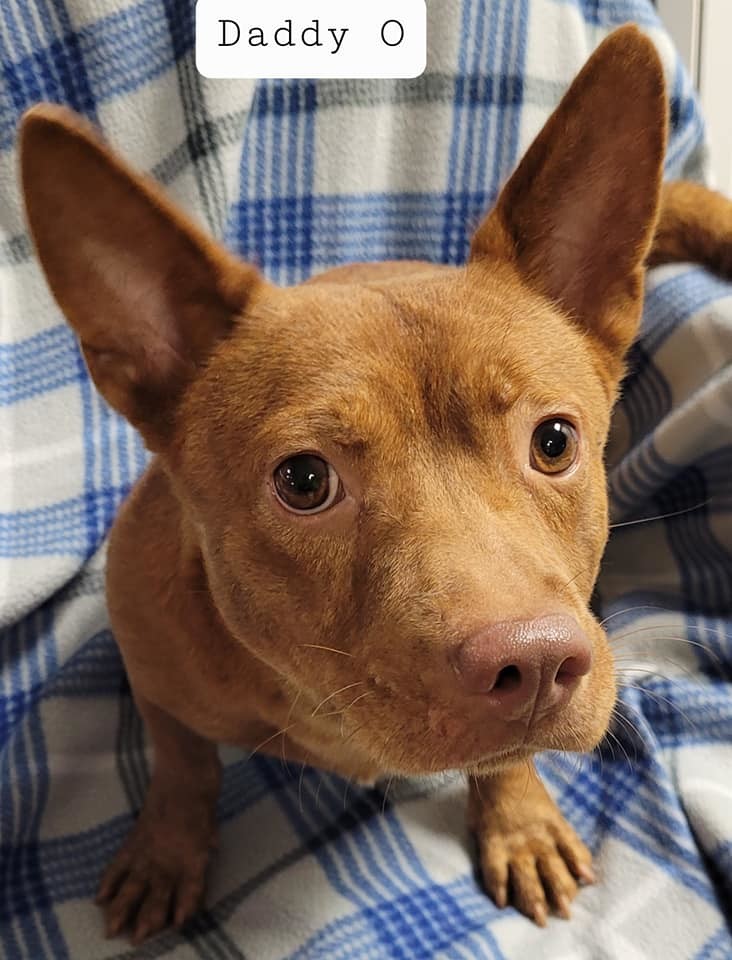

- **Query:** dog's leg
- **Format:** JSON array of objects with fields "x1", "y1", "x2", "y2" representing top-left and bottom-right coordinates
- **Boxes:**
[
  {"x1": 97, "y1": 697, "x2": 221, "y2": 943},
  {"x1": 468, "y1": 762, "x2": 594, "y2": 925}
]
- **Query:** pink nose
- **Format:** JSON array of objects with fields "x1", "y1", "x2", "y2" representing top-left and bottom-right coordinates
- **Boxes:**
[{"x1": 450, "y1": 614, "x2": 592, "y2": 716}]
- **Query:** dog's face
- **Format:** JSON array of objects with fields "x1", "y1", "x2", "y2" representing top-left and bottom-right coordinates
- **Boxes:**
[
  {"x1": 20, "y1": 26, "x2": 666, "y2": 775},
  {"x1": 174, "y1": 265, "x2": 616, "y2": 772}
]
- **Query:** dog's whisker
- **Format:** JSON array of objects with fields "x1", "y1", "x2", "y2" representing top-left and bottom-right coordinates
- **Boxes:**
[
  {"x1": 374, "y1": 729, "x2": 397, "y2": 769},
  {"x1": 247, "y1": 723, "x2": 297, "y2": 760},
  {"x1": 565, "y1": 721, "x2": 590, "y2": 774},
  {"x1": 286, "y1": 689, "x2": 302, "y2": 724},
  {"x1": 614, "y1": 656, "x2": 699, "y2": 684},
  {"x1": 611, "y1": 633, "x2": 717, "y2": 667},
  {"x1": 613, "y1": 730, "x2": 634, "y2": 770},
  {"x1": 560, "y1": 726, "x2": 589, "y2": 778},
  {"x1": 560, "y1": 568, "x2": 587, "y2": 591},
  {"x1": 613, "y1": 701, "x2": 647, "y2": 745},
  {"x1": 298, "y1": 755, "x2": 310, "y2": 816},
  {"x1": 610, "y1": 630, "x2": 724, "y2": 667},
  {"x1": 340, "y1": 690, "x2": 373, "y2": 711},
  {"x1": 381, "y1": 774, "x2": 396, "y2": 814},
  {"x1": 604, "y1": 728, "x2": 633, "y2": 770},
  {"x1": 299, "y1": 643, "x2": 354, "y2": 658},
  {"x1": 571, "y1": 751, "x2": 585, "y2": 779},
  {"x1": 610, "y1": 623, "x2": 712, "y2": 644},
  {"x1": 608, "y1": 711, "x2": 640, "y2": 765},
  {"x1": 653, "y1": 637, "x2": 725, "y2": 665},
  {"x1": 618, "y1": 681, "x2": 698, "y2": 731},
  {"x1": 340, "y1": 720, "x2": 368, "y2": 749},
  {"x1": 314, "y1": 772, "x2": 326, "y2": 811},
  {"x1": 470, "y1": 772, "x2": 485, "y2": 805},
  {"x1": 585, "y1": 735, "x2": 601, "y2": 776},
  {"x1": 599, "y1": 604, "x2": 668, "y2": 627},
  {"x1": 310, "y1": 681, "x2": 365, "y2": 717},
  {"x1": 614, "y1": 642, "x2": 716, "y2": 678},
  {"x1": 609, "y1": 622, "x2": 684, "y2": 641},
  {"x1": 609, "y1": 626, "x2": 705, "y2": 649},
  {"x1": 280, "y1": 690, "x2": 303, "y2": 774},
  {"x1": 608, "y1": 498, "x2": 709, "y2": 530},
  {"x1": 318, "y1": 690, "x2": 374, "y2": 719},
  {"x1": 611, "y1": 633, "x2": 723, "y2": 667},
  {"x1": 613, "y1": 711, "x2": 641, "y2": 760}
]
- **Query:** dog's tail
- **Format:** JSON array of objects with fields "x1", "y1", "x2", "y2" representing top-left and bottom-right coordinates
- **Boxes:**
[{"x1": 649, "y1": 181, "x2": 732, "y2": 276}]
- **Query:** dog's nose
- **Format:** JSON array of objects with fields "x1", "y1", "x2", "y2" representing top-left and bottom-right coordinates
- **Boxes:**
[{"x1": 450, "y1": 614, "x2": 592, "y2": 715}]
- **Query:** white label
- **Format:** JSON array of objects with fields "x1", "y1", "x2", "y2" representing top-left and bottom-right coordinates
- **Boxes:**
[{"x1": 195, "y1": 0, "x2": 426, "y2": 79}]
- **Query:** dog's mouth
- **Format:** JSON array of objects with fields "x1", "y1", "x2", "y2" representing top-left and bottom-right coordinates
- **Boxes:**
[
  {"x1": 364, "y1": 714, "x2": 603, "y2": 777},
  {"x1": 354, "y1": 719, "x2": 547, "y2": 777},
  {"x1": 467, "y1": 745, "x2": 537, "y2": 776},
  {"x1": 333, "y1": 662, "x2": 615, "y2": 777}
]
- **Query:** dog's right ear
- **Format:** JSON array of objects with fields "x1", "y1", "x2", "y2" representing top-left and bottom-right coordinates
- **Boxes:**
[{"x1": 20, "y1": 105, "x2": 262, "y2": 450}]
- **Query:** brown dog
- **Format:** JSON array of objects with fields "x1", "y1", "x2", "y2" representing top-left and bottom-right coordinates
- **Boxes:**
[{"x1": 19, "y1": 24, "x2": 732, "y2": 945}]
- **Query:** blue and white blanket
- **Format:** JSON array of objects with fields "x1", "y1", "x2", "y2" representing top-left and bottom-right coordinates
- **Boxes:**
[{"x1": 1, "y1": 0, "x2": 731, "y2": 957}]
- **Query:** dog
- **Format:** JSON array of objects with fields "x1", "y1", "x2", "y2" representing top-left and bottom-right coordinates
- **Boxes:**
[{"x1": 19, "y1": 24, "x2": 732, "y2": 944}]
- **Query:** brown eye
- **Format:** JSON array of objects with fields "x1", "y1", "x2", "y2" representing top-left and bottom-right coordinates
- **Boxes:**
[
  {"x1": 530, "y1": 419, "x2": 579, "y2": 474},
  {"x1": 273, "y1": 454, "x2": 341, "y2": 514}
]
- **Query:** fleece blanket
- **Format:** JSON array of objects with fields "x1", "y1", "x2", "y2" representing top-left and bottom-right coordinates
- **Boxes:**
[{"x1": 1, "y1": 0, "x2": 731, "y2": 957}]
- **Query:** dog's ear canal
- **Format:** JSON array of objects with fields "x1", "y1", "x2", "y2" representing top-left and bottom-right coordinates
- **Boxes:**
[
  {"x1": 20, "y1": 105, "x2": 262, "y2": 451},
  {"x1": 470, "y1": 25, "x2": 667, "y2": 374}
]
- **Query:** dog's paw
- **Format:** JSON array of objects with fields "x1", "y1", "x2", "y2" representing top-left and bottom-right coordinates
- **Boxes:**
[
  {"x1": 476, "y1": 809, "x2": 595, "y2": 925},
  {"x1": 469, "y1": 767, "x2": 595, "y2": 925},
  {"x1": 96, "y1": 806, "x2": 216, "y2": 944}
]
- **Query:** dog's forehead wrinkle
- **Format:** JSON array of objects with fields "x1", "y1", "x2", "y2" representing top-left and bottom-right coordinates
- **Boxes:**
[
  {"x1": 225, "y1": 272, "x2": 607, "y2": 463},
  {"x1": 360, "y1": 281, "x2": 531, "y2": 449}
]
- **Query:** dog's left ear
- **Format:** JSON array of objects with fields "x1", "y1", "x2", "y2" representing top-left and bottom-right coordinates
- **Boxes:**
[{"x1": 470, "y1": 25, "x2": 667, "y2": 378}]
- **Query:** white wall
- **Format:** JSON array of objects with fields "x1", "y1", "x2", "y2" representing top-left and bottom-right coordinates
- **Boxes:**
[{"x1": 657, "y1": 0, "x2": 732, "y2": 195}]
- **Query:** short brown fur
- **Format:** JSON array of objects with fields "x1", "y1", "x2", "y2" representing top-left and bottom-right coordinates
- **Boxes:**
[{"x1": 19, "y1": 25, "x2": 732, "y2": 943}]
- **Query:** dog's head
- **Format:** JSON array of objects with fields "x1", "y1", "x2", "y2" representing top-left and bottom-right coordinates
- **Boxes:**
[{"x1": 20, "y1": 25, "x2": 666, "y2": 775}]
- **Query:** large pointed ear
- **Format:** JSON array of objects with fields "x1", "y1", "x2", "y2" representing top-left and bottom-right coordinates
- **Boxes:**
[
  {"x1": 470, "y1": 25, "x2": 667, "y2": 377},
  {"x1": 20, "y1": 104, "x2": 263, "y2": 450}
]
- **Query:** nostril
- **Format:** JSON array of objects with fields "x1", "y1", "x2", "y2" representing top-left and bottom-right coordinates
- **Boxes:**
[
  {"x1": 555, "y1": 655, "x2": 587, "y2": 687},
  {"x1": 493, "y1": 664, "x2": 522, "y2": 693},
  {"x1": 451, "y1": 616, "x2": 591, "y2": 698}
]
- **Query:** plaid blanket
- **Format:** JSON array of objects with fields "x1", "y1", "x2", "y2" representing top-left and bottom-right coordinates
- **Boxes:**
[{"x1": 1, "y1": 0, "x2": 731, "y2": 956}]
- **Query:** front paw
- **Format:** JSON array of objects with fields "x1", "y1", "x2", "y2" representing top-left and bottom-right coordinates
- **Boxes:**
[
  {"x1": 470, "y1": 768, "x2": 595, "y2": 925},
  {"x1": 96, "y1": 803, "x2": 217, "y2": 944}
]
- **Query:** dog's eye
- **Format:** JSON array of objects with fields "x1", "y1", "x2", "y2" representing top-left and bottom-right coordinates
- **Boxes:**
[
  {"x1": 273, "y1": 454, "x2": 341, "y2": 514},
  {"x1": 530, "y1": 419, "x2": 578, "y2": 474}
]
